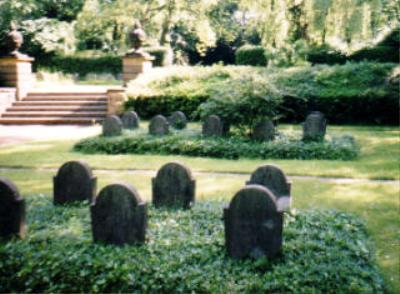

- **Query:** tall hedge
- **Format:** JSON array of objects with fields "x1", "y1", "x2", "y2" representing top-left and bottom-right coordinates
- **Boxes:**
[{"x1": 235, "y1": 45, "x2": 268, "y2": 66}]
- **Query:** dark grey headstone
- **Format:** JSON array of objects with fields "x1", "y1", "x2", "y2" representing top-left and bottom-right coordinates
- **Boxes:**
[
  {"x1": 0, "y1": 177, "x2": 25, "y2": 239},
  {"x1": 152, "y1": 162, "x2": 195, "y2": 209},
  {"x1": 303, "y1": 111, "x2": 327, "y2": 141},
  {"x1": 202, "y1": 115, "x2": 223, "y2": 137},
  {"x1": 149, "y1": 115, "x2": 169, "y2": 136},
  {"x1": 246, "y1": 165, "x2": 291, "y2": 212},
  {"x1": 53, "y1": 161, "x2": 97, "y2": 205},
  {"x1": 103, "y1": 115, "x2": 123, "y2": 137},
  {"x1": 91, "y1": 183, "x2": 147, "y2": 246},
  {"x1": 122, "y1": 111, "x2": 140, "y2": 129},
  {"x1": 252, "y1": 119, "x2": 275, "y2": 141},
  {"x1": 224, "y1": 185, "x2": 283, "y2": 259},
  {"x1": 168, "y1": 111, "x2": 187, "y2": 129}
]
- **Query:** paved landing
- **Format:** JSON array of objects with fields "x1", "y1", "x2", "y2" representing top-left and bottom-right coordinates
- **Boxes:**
[{"x1": 0, "y1": 125, "x2": 101, "y2": 145}]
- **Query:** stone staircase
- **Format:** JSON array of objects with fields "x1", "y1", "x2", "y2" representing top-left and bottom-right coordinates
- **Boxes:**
[{"x1": 0, "y1": 91, "x2": 108, "y2": 125}]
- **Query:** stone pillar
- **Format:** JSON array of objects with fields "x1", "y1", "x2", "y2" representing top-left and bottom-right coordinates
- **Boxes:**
[
  {"x1": 0, "y1": 56, "x2": 34, "y2": 100},
  {"x1": 123, "y1": 55, "x2": 154, "y2": 86},
  {"x1": 107, "y1": 88, "x2": 127, "y2": 115}
]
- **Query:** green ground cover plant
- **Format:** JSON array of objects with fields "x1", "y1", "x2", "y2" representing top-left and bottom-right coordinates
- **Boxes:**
[
  {"x1": 125, "y1": 63, "x2": 398, "y2": 124},
  {"x1": 0, "y1": 197, "x2": 384, "y2": 293},
  {"x1": 74, "y1": 129, "x2": 359, "y2": 160}
]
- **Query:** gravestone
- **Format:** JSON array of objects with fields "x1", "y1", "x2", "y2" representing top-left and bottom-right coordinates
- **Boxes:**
[
  {"x1": 103, "y1": 115, "x2": 123, "y2": 137},
  {"x1": 224, "y1": 185, "x2": 283, "y2": 259},
  {"x1": 91, "y1": 183, "x2": 147, "y2": 246},
  {"x1": 149, "y1": 115, "x2": 169, "y2": 136},
  {"x1": 53, "y1": 161, "x2": 97, "y2": 205},
  {"x1": 252, "y1": 119, "x2": 275, "y2": 141},
  {"x1": 246, "y1": 165, "x2": 291, "y2": 212},
  {"x1": 122, "y1": 111, "x2": 140, "y2": 129},
  {"x1": 168, "y1": 111, "x2": 187, "y2": 129},
  {"x1": 152, "y1": 162, "x2": 195, "y2": 209},
  {"x1": 303, "y1": 111, "x2": 327, "y2": 141},
  {"x1": 202, "y1": 115, "x2": 224, "y2": 137},
  {"x1": 0, "y1": 177, "x2": 25, "y2": 239}
]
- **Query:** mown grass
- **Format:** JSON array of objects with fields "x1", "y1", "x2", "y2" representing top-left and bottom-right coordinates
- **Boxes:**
[{"x1": 0, "y1": 124, "x2": 398, "y2": 180}]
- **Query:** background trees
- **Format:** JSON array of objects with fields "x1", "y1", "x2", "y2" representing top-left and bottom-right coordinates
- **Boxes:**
[{"x1": 0, "y1": 0, "x2": 398, "y2": 64}]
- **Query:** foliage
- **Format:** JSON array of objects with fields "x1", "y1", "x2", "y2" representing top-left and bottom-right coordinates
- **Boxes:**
[
  {"x1": 197, "y1": 73, "x2": 282, "y2": 134},
  {"x1": 0, "y1": 196, "x2": 384, "y2": 293},
  {"x1": 74, "y1": 130, "x2": 359, "y2": 160},
  {"x1": 235, "y1": 45, "x2": 267, "y2": 66},
  {"x1": 125, "y1": 63, "x2": 399, "y2": 125},
  {"x1": 239, "y1": 0, "x2": 399, "y2": 53},
  {"x1": 145, "y1": 46, "x2": 173, "y2": 67}
]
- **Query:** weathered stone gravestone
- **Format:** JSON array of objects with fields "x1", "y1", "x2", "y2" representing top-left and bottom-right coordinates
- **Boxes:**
[
  {"x1": 224, "y1": 185, "x2": 283, "y2": 259},
  {"x1": 202, "y1": 115, "x2": 224, "y2": 137},
  {"x1": 252, "y1": 119, "x2": 275, "y2": 141},
  {"x1": 149, "y1": 115, "x2": 169, "y2": 136},
  {"x1": 122, "y1": 111, "x2": 140, "y2": 129},
  {"x1": 168, "y1": 111, "x2": 187, "y2": 129},
  {"x1": 53, "y1": 161, "x2": 97, "y2": 205},
  {"x1": 91, "y1": 183, "x2": 147, "y2": 246},
  {"x1": 246, "y1": 165, "x2": 291, "y2": 212},
  {"x1": 0, "y1": 177, "x2": 25, "y2": 239},
  {"x1": 103, "y1": 115, "x2": 123, "y2": 137},
  {"x1": 152, "y1": 162, "x2": 195, "y2": 209},
  {"x1": 303, "y1": 111, "x2": 327, "y2": 141}
]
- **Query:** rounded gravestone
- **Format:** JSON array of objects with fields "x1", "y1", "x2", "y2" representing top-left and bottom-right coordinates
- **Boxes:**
[
  {"x1": 246, "y1": 165, "x2": 291, "y2": 212},
  {"x1": 303, "y1": 111, "x2": 327, "y2": 141},
  {"x1": 122, "y1": 111, "x2": 140, "y2": 129},
  {"x1": 168, "y1": 111, "x2": 187, "y2": 129},
  {"x1": 53, "y1": 161, "x2": 97, "y2": 205},
  {"x1": 252, "y1": 119, "x2": 275, "y2": 141},
  {"x1": 246, "y1": 165, "x2": 290, "y2": 199},
  {"x1": 224, "y1": 185, "x2": 283, "y2": 259},
  {"x1": 152, "y1": 162, "x2": 195, "y2": 209},
  {"x1": 149, "y1": 115, "x2": 169, "y2": 136},
  {"x1": 0, "y1": 177, "x2": 25, "y2": 239},
  {"x1": 202, "y1": 115, "x2": 223, "y2": 137},
  {"x1": 103, "y1": 115, "x2": 123, "y2": 137},
  {"x1": 91, "y1": 183, "x2": 147, "y2": 246}
]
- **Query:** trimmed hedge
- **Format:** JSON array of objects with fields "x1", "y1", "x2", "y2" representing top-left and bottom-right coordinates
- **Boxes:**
[
  {"x1": 235, "y1": 45, "x2": 268, "y2": 66},
  {"x1": 36, "y1": 47, "x2": 171, "y2": 77},
  {"x1": 0, "y1": 196, "x2": 384, "y2": 293},
  {"x1": 125, "y1": 63, "x2": 399, "y2": 125},
  {"x1": 74, "y1": 131, "x2": 359, "y2": 160}
]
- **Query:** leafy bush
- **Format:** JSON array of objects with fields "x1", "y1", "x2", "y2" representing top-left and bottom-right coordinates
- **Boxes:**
[
  {"x1": 197, "y1": 74, "x2": 283, "y2": 135},
  {"x1": 0, "y1": 197, "x2": 384, "y2": 293},
  {"x1": 235, "y1": 45, "x2": 268, "y2": 66},
  {"x1": 305, "y1": 45, "x2": 347, "y2": 65},
  {"x1": 74, "y1": 131, "x2": 359, "y2": 160},
  {"x1": 125, "y1": 63, "x2": 398, "y2": 125},
  {"x1": 36, "y1": 47, "x2": 169, "y2": 77}
]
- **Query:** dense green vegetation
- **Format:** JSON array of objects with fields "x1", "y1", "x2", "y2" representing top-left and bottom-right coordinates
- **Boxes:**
[
  {"x1": 125, "y1": 63, "x2": 399, "y2": 125},
  {"x1": 0, "y1": 198, "x2": 384, "y2": 293},
  {"x1": 74, "y1": 129, "x2": 359, "y2": 160}
]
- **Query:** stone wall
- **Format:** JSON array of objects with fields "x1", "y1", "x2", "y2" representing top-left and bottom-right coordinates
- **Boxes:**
[{"x1": 0, "y1": 88, "x2": 16, "y2": 114}]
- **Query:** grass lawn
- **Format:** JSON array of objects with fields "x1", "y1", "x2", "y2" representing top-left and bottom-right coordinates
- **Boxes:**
[{"x1": 0, "y1": 124, "x2": 399, "y2": 291}]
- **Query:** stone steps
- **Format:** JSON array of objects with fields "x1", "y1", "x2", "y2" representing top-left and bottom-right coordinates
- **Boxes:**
[{"x1": 0, "y1": 91, "x2": 108, "y2": 125}]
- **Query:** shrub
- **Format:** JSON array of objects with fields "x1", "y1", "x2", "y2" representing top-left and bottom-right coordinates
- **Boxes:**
[
  {"x1": 74, "y1": 131, "x2": 359, "y2": 161},
  {"x1": 305, "y1": 45, "x2": 347, "y2": 65},
  {"x1": 235, "y1": 45, "x2": 268, "y2": 66},
  {"x1": 125, "y1": 63, "x2": 398, "y2": 125},
  {"x1": 197, "y1": 73, "x2": 283, "y2": 135},
  {"x1": 0, "y1": 196, "x2": 384, "y2": 293},
  {"x1": 36, "y1": 47, "x2": 170, "y2": 77}
]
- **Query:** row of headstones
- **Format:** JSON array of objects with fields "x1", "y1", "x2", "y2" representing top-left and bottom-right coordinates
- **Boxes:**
[
  {"x1": 103, "y1": 111, "x2": 188, "y2": 137},
  {"x1": 104, "y1": 110, "x2": 327, "y2": 141},
  {"x1": 0, "y1": 163, "x2": 291, "y2": 259}
]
